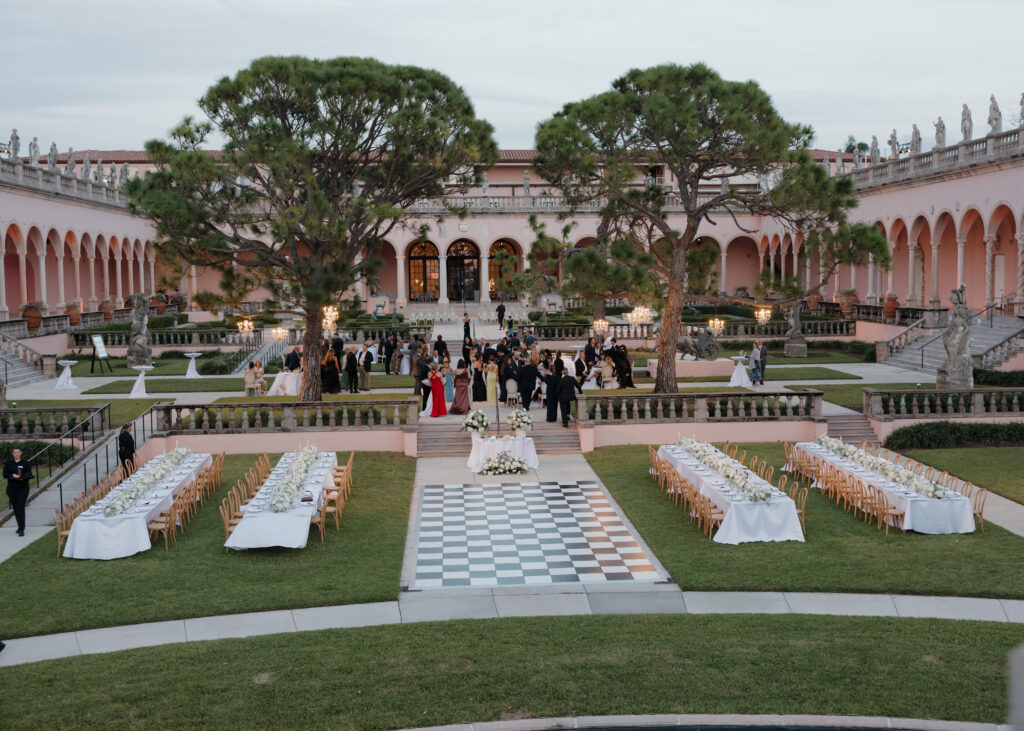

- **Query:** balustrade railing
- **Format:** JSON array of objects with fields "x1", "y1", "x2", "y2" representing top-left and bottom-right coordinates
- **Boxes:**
[
  {"x1": 38, "y1": 314, "x2": 71, "y2": 335},
  {"x1": 152, "y1": 399, "x2": 418, "y2": 433},
  {"x1": 70, "y1": 328, "x2": 263, "y2": 348},
  {"x1": 0, "y1": 332, "x2": 44, "y2": 371},
  {"x1": 702, "y1": 320, "x2": 855, "y2": 339},
  {"x1": 863, "y1": 387, "x2": 1024, "y2": 419},
  {"x1": 972, "y1": 328, "x2": 1024, "y2": 370},
  {"x1": 0, "y1": 404, "x2": 109, "y2": 440},
  {"x1": 0, "y1": 319, "x2": 30, "y2": 339},
  {"x1": 577, "y1": 390, "x2": 822, "y2": 424},
  {"x1": 0, "y1": 157, "x2": 125, "y2": 207},
  {"x1": 336, "y1": 324, "x2": 433, "y2": 342},
  {"x1": 878, "y1": 318, "x2": 926, "y2": 362}
]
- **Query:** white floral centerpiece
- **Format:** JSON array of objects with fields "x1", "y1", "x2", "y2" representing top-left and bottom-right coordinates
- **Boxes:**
[
  {"x1": 480, "y1": 450, "x2": 528, "y2": 475},
  {"x1": 103, "y1": 447, "x2": 192, "y2": 517},
  {"x1": 676, "y1": 437, "x2": 771, "y2": 502},
  {"x1": 461, "y1": 410, "x2": 490, "y2": 438},
  {"x1": 814, "y1": 435, "x2": 946, "y2": 499},
  {"x1": 269, "y1": 444, "x2": 321, "y2": 513},
  {"x1": 507, "y1": 408, "x2": 533, "y2": 436}
]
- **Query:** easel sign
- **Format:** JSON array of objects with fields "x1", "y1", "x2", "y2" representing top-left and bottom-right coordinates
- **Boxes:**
[{"x1": 90, "y1": 334, "x2": 113, "y2": 373}]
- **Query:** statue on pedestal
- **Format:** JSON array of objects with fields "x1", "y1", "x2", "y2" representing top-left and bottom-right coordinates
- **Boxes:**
[
  {"x1": 80, "y1": 155, "x2": 91, "y2": 181},
  {"x1": 48, "y1": 142, "x2": 57, "y2": 171},
  {"x1": 119, "y1": 162, "x2": 130, "y2": 187},
  {"x1": 783, "y1": 303, "x2": 807, "y2": 358},
  {"x1": 94, "y1": 159, "x2": 103, "y2": 184},
  {"x1": 869, "y1": 135, "x2": 880, "y2": 165},
  {"x1": 987, "y1": 94, "x2": 1002, "y2": 134},
  {"x1": 125, "y1": 294, "x2": 152, "y2": 367},
  {"x1": 835, "y1": 149, "x2": 845, "y2": 173},
  {"x1": 961, "y1": 104, "x2": 973, "y2": 141},
  {"x1": 522, "y1": 170, "x2": 531, "y2": 196},
  {"x1": 887, "y1": 129, "x2": 899, "y2": 158},
  {"x1": 109, "y1": 164, "x2": 117, "y2": 186},
  {"x1": 934, "y1": 116, "x2": 946, "y2": 148},
  {"x1": 9, "y1": 129, "x2": 20, "y2": 161},
  {"x1": 28, "y1": 137, "x2": 39, "y2": 166},
  {"x1": 481, "y1": 171, "x2": 488, "y2": 196},
  {"x1": 935, "y1": 286, "x2": 974, "y2": 391},
  {"x1": 910, "y1": 124, "x2": 921, "y2": 153}
]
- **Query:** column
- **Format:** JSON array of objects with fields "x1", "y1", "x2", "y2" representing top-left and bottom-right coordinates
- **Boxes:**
[
  {"x1": 849, "y1": 261, "x2": 856, "y2": 293},
  {"x1": 906, "y1": 244, "x2": 915, "y2": 305},
  {"x1": 866, "y1": 254, "x2": 875, "y2": 303},
  {"x1": 148, "y1": 258, "x2": 156, "y2": 296},
  {"x1": 55, "y1": 254, "x2": 66, "y2": 309},
  {"x1": 956, "y1": 237, "x2": 966, "y2": 288},
  {"x1": 438, "y1": 255, "x2": 449, "y2": 304},
  {"x1": 89, "y1": 255, "x2": 99, "y2": 309},
  {"x1": 719, "y1": 249, "x2": 728, "y2": 296},
  {"x1": 395, "y1": 256, "x2": 406, "y2": 306},
  {"x1": 114, "y1": 255, "x2": 122, "y2": 304},
  {"x1": 0, "y1": 250, "x2": 7, "y2": 318},
  {"x1": 984, "y1": 236, "x2": 996, "y2": 307},
  {"x1": 190, "y1": 265, "x2": 198, "y2": 301},
  {"x1": 19, "y1": 250, "x2": 28, "y2": 306},
  {"x1": 779, "y1": 248, "x2": 786, "y2": 280},
  {"x1": 886, "y1": 244, "x2": 895, "y2": 295},
  {"x1": 37, "y1": 249, "x2": 48, "y2": 307},
  {"x1": 818, "y1": 245, "x2": 826, "y2": 294},
  {"x1": 930, "y1": 241, "x2": 941, "y2": 307},
  {"x1": 1016, "y1": 234, "x2": 1024, "y2": 316},
  {"x1": 479, "y1": 255, "x2": 490, "y2": 304},
  {"x1": 72, "y1": 254, "x2": 81, "y2": 305},
  {"x1": 791, "y1": 246, "x2": 798, "y2": 285},
  {"x1": 804, "y1": 251, "x2": 811, "y2": 289}
]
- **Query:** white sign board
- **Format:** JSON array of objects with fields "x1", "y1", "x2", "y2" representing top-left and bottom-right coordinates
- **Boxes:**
[{"x1": 90, "y1": 334, "x2": 109, "y2": 360}]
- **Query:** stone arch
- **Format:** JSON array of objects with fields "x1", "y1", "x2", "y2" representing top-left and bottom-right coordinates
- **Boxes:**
[
  {"x1": 79, "y1": 233, "x2": 96, "y2": 308},
  {"x1": 370, "y1": 239, "x2": 398, "y2": 300},
  {"x1": 489, "y1": 238, "x2": 521, "y2": 301},
  {"x1": 62, "y1": 231, "x2": 79, "y2": 307},
  {"x1": 724, "y1": 235, "x2": 759, "y2": 297},
  {"x1": 958, "y1": 208, "x2": 986, "y2": 308},
  {"x1": 3, "y1": 223, "x2": 26, "y2": 314},
  {"x1": 987, "y1": 204, "x2": 1018, "y2": 306}
]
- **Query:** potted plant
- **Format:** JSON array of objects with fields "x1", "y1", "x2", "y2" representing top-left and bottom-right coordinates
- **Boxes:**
[
  {"x1": 805, "y1": 291, "x2": 823, "y2": 313},
  {"x1": 149, "y1": 292, "x2": 167, "y2": 314},
  {"x1": 63, "y1": 301, "x2": 82, "y2": 326},
  {"x1": 839, "y1": 289, "x2": 860, "y2": 318},
  {"x1": 883, "y1": 292, "x2": 900, "y2": 320},
  {"x1": 99, "y1": 299, "x2": 115, "y2": 322},
  {"x1": 21, "y1": 302, "x2": 47, "y2": 333}
]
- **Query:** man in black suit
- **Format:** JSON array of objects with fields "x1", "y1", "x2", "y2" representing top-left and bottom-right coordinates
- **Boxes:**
[
  {"x1": 417, "y1": 354, "x2": 431, "y2": 411},
  {"x1": 4, "y1": 447, "x2": 33, "y2": 536},
  {"x1": 481, "y1": 340, "x2": 494, "y2": 365},
  {"x1": 360, "y1": 343, "x2": 374, "y2": 391},
  {"x1": 382, "y1": 335, "x2": 395, "y2": 376},
  {"x1": 496, "y1": 302, "x2": 505, "y2": 329},
  {"x1": 758, "y1": 342, "x2": 768, "y2": 386},
  {"x1": 284, "y1": 347, "x2": 301, "y2": 372},
  {"x1": 344, "y1": 347, "x2": 359, "y2": 394},
  {"x1": 584, "y1": 337, "x2": 597, "y2": 368},
  {"x1": 331, "y1": 333, "x2": 344, "y2": 363},
  {"x1": 517, "y1": 358, "x2": 538, "y2": 410},
  {"x1": 118, "y1": 423, "x2": 136, "y2": 472},
  {"x1": 433, "y1": 335, "x2": 448, "y2": 360},
  {"x1": 556, "y1": 370, "x2": 583, "y2": 427},
  {"x1": 574, "y1": 350, "x2": 587, "y2": 384}
]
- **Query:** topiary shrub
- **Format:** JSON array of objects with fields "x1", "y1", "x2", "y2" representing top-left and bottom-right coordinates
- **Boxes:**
[
  {"x1": 973, "y1": 368, "x2": 1024, "y2": 387},
  {"x1": 198, "y1": 356, "x2": 233, "y2": 375},
  {"x1": 885, "y1": 420, "x2": 1024, "y2": 450}
]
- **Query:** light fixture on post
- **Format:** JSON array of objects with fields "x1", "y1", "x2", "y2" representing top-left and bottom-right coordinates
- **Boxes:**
[
  {"x1": 706, "y1": 317, "x2": 726, "y2": 337},
  {"x1": 755, "y1": 307, "x2": 772, "y2": 326}
]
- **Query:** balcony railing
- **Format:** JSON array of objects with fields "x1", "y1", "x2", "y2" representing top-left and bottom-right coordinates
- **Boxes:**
[
  {"x1": 152, "y1": 399, "x2": 418, "y2": 433},
  {"x1": 577, "y1": 390, "x2": 823, "y2": 424},
  {"x1": 0, "y1": 158, "x2": 125, "y2": 207},
  {"x1": 863, "y1": 387, "x2": 1024, "y2": 419},
  {"x1": 70, "y1": 328, "x2": 262, "y2": 348}
]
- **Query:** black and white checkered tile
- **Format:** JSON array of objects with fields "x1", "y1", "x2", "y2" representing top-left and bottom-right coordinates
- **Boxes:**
[{"x1": 412, "y1": 481, "x2": 664, "y2": 589}]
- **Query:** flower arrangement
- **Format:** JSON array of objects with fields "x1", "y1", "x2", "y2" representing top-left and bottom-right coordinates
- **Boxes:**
[
  {"x1": 676, "y1": 437, "x2": 772, "y2": 502},
  {"x1": 461, "y1": 409, "x2": 490, "y2": 434},
  {"x1": 507, "y1": 408, "x2": 533, "y2": 433},
  {"x1": 480, "y1": 450, "x2": 528, "y2": 475},
  {"x1": 103, "y1": 447, "x2": 192, "y2": 517},
  {"x1": 814, "y1": 435, "x2": 946, "y2": 499},
  {"x1": 269, "y1": 444, "x2": 320, "y2": 513}
]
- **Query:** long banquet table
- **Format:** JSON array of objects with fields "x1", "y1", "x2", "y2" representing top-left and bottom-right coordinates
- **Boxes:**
[
  {"x1": 791, "y1": 441, "x2": 974, "y2": 534},
  {"x1": 657, "y1": 444, "x2": 804, "y2": 544},
  {"x1": 225, "y1": 451, "x2": 338, "y2": 550},
  {"x1": 63, "y1": 452, "x2": 213, "y2": 560},
  {"x1": 467, "y1": 435, "x2": 540, "y2": 473}
]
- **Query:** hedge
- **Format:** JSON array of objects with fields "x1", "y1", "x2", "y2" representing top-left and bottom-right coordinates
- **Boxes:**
[
  {"x1": 973, "y1": 368, "x2": 1024, "y2": 387},
  {"x1": 83, "y1": 314, "x2": 187, "y2": 332},
  {"x1": 0, "y1": 440, "x2": 78, "y2": 465},
  {"x1": 885, "y1": 421, "x2": 1024, "y2": 450}
]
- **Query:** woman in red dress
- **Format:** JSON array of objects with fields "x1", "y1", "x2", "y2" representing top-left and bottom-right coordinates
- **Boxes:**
[{"x1": 429, "y1": 368, "x2": 448, "y2": 417}]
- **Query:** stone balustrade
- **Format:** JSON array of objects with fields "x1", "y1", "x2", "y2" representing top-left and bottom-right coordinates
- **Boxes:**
[
  {"x1": 863, "y1": 387, "x2": 1024, "y2": 419},
  {"x1": 710, "y1": 320, "x2": 856, "y2": 339},
  {"x1": 875, "y1": 318, "x2": 926, "y2": 361},
  {"x1": 405, "y1": 190, "x2": 722, "y2": 215},
  {"x1": 0, "y1": 404, "x2": 109, "y2": 440},
  {"x1": 0, "y1": 157, "x2": 124, "y2": 207},
  {"x1": 153, "y1": 399, "x2": 418, "y2": 434},
  {"x1": 0, "y1": 332, "x2": 43, "y2": 370},
  {"x1": 577, "y1": 390, "x2": 822, "y2": 424},
  {"x1": 70, "y1": 328, "x2": 262, "y2": 349},
  {"x1": 973, "y1": 328, "x2": 1024, "y2": 370},
  {"x1": 336, "y1": 325, "x2": 433, "y2": 343}
]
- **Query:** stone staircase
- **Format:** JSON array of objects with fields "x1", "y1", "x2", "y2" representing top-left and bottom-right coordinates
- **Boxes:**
[
  {"x1": 418, "y1": 419, "x2": 581, "y2": 457},
  {"x1": 0, "y1": 352, "x2": 47, "y2": 389},
  {"x1": 826, "y1": 413, "x2": 878, "y2": 445},
  {"x1": 883, "y1": 315, "x2": 1023, "y2": 374}
]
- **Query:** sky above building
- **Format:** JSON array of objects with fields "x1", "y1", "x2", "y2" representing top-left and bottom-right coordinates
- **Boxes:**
[{"x1": 6, "y1": 0, "x2": 1023, "y2": 155}]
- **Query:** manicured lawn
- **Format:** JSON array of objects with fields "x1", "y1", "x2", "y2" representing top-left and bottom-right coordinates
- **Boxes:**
[
  {"x1": 904, "y1": 447, "x2": 1024, "y2": 505},
  {"x1": 587, "y1": 443, "x2": 1024, "y2": 598},
  {"x1": 0, "y1": 452, "x2": 414, "y2": 638},
  {"x1": 11, "y1": 399, "x2": 165, "y2": 427},
  {"x1": 0, "y1": 615, "x2": 1016, "y2": 727},
  {"x1": 65, "y1": 357, "x2": 195, "y2": 377},
  {"x1": 633, "y1": 367, "x2": 860, "y2": 385},
  {"x1": 786, "y1": 382, "x2": 926, "y2": 411},
  {"x1": 84, "y1": 377, "x2": 244, "y2": 394}
]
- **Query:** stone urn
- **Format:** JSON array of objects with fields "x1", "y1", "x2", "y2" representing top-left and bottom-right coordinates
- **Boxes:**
[
  {"x1": 64, "y1": 302, "x2": 81, "y2": 327},
  {"x1": 101, "y1": 302, "x2": 114, "y2": 322},
  {"x1": 839, "y1": 291, "x2": 859, "y2": 318},
  {"x1": 23, "y1": 306, "x2": 43, "y2": 333},
  {"x1": 805, "y1": 292, "x2": 822, "y2": 313},
  {"x1": 150, "y1": 297, "x2": 166, "y2": 315},
  {"x1": 883, "y1": 293, "x2": 899, "y2": 320}
]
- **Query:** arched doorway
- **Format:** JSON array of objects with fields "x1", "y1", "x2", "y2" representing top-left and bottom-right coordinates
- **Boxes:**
[
  {"x1": 489, "y1": 239, "x2": 518, "y2": 301},
  {"x1": 446, "y1": 239, "x2": 479, "y2": 303},
  {"x1": 408, "y1": 241, "x2": 439, "y2": 302}
]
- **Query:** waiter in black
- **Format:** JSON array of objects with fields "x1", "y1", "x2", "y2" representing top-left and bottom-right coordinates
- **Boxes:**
[
  {"x1": 4, "y1": 447, "x2": 33, "y2": 536},
  {"x1": 118, "y1": 423, "x2": 137, "y2": 472}
]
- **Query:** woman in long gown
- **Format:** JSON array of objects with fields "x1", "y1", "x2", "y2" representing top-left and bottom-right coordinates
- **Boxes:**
[
  {"x1": 472, "y1": 355, "x2": 487, "y2": 402},
  {"x1": 429, "y1": 368, "x2": 448, "y2": 417},
  {"x1": 321, "y1": 350, "x2": 341, "y2": 394},
  {"x1": 449, "y1": 359, "x2": 471, "y2": 415},
  {"x1": 442, "y1": 358, "x2": 455, "y2": 403},
  {"x1": 485, "y1": 358, "x2": 498, "y2": 403},
  {"x1": 462, "y1": 336, "x2": 473, "y2": 368},
  {"x1": 543, "y1": 361, "x2": 562, "y2": 423}
]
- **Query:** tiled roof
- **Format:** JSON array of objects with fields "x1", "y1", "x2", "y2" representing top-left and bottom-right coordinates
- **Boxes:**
[{"x1": 497, "y1": 149, "x2": 537, "y2": 162}]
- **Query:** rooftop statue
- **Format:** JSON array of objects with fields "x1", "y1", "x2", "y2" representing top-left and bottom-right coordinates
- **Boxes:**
[
  {"x1": 28, "y1": 137, "x2": 39, "y2": 167},
  {"x1": 94, "y1": 159, "x2": 103, "y2": 183},
  {"x1": 869, "y1": 135, "x2": 880, "y2": 165},
  {"x1": 910, "y1": 124, "x2": 921, "y2": 154},
  {"x1": 934, "y1": 116, "x2": 946, "y2": 148},
  {"x1": 120, "y1": 162, "x2": 130, "y2": 186},
  {"x1": 64, "y1": 148, "x2": 75, "y2": 177},
  {"x1": 9, "y1": 129, "x2": 19, "y2": 161},
  {"x1": 80, "y1": 155, "x2": 91, "y2": 181},
  {"x1": 835, "y1": 149, "x2": 845, "y2": 173},
  {"x1": 522, "y1": 170, "x2": 531, "y2": 196},
  {"x1": 47, "y1": 142, "x2": 57, "y2": 171},
  {"x1": 887, "y1": 129, "x2": 899, "y2": 158},
  {"x1": 961, "y1": 104, "x2": 972, "y2": 141},
  {"x1": 987, "y1": 94, "x2": 1001, "y2": 134},
  {"x1": 821, "y1": 151, "x2": 830, "y2": 176},
  {"x1": 109, "y1": 164, "x2": 117, "y2": 186}
]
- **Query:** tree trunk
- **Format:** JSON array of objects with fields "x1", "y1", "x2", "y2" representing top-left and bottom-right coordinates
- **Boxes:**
[
  {"x1": 593, "y1": 298, "x2": 606, "y2": 320},
  {"x1": 300, "y1": 312, "x2": 324, "y2": 401},
  {"x1": 654, "y1": 247, "x2": 688, "y2": 394}
]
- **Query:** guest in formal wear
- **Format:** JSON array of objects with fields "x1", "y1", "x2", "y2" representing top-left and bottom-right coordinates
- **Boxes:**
[
  {"x1": 517, "y1": 357, "x2": 539, "y2": 409},
  {"x1": 284, "y1": 347, "x2": 301, "y2": 372},
  {"x1": 244, "y1": 361, "x2": 259, "y2": 397},
  {"x1": 485, "y1": 357, "x2": 498, "y2": 403},
  {"x1": 382, "y1": 335, "x2": 395, "y2": 376},
  {"x1": 344, "y1": 347, "x2": 359, "y2": 394},
  {"x1": 584, "y1": 337, "x2": 597, "y2": 368},
  {"x1": 615, "y1": 346, "x2": 635, "y2": 388},
  {"x1": 428, "y1": 367, "x2": 448, "y2": 417},
  {"x1": 463, "y1": 313, "x2": 472, "y2": 340},
  {"x1": 4, "y1": 447, "x2": 33, "y2": 536},
  {"x1": 557, "y1": 368, "x2": 583, "y2": 427},
  {"x1": 118, "y1": 423, "x2": 136, "y2": 473},
  {"x1": 321, "y1": 350, "x2": 341, "y2": 394},
  {"x1": 472, "y1": 355, "x2": 487, "y2": 402},
  {"x1": 758, "y1": 341, "x2": 768, "y2": 385},
  {"x1": 254, "y1": 360, "x2": 267, "y2": 393},
  {"x1": 449, "y1": 359, "x2": 471, "y2": 415},
  {"x1": 496, "y1": 302, "x2": 506, "y2": 328},
  {"x1": 544, "y1": 360, "x2": 563, "y2": 423},
  {"x1": 574, "y1": 350, "x2": 587, "y2": 385},
  {"x1": 417, "y1": 355, "x2": 432, "y2": 411},
  {"x1": 433, "y1": 335, "x2": 448, "y2": 360},
  {"x1": 462, "y1": 336, "x2": 473, "y2": 368},
  {"x1": 442, "y1": 358, "x2": 455, "y2": 402},
  {"x1": 360, "y1": 344, "x2": 373, "y2": 391}
]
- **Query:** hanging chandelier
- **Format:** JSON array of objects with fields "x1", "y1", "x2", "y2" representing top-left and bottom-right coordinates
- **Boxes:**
[
  {"x1": 706, "y1": 318, "x2": 726, "y2": 336},
  {"x1": 236, "y1": 318, "x2": 255, "y2": 336},
  {"x1": 755, "y1": 307, "x2": 772, "y2": 325},
  {"x1": 592, "y1": 318, "x2": 610, "y2": 337}
]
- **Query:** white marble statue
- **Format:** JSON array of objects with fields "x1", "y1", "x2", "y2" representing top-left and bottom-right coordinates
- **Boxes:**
[
  {"x1": 351, "y1": 178, "x2": 362, "y2": 198},
  {"x1": 869, "y1": 135, "x2": 880, "y2": 165},
  {"x1": 109, "y1": 164, "x2": 117, "y2": 186},
  {"x1": 987, "y1": 94, "x2": 1002, "y2": 134},
  {"x1": 822, "y1": 151, "x2": 830, "y2": 176},
  {"x1": 9, "y1": 129, "x2": 20, "y2": 161},
  {"x1": 64, "y1": 148, "x2": 75, "y2": 176},
  {"x1": 80, "y1": 155, "x2": 91, "y2": 181},
  {"x1": 94, "y1": 159, "x2": 103, "y2": 183},
  {"x1": 936, "y1": 286, "x2": 974, "y2": 391},
  {"x1": 835, "y1": 149, "x2": 845, "y2": 173},
  {"x1": 522, "y1": 170, "x2": 531, "y2": 196},
  {"x1": 28, "y1": 137, "x2": 39, "y2": 166},
  {"x1": 910, "y1": 124, "x2": 921, "y2": 154},
  {"x1": 961, "y1": 104, "x2": 972, "y2": 141},
  {"x1": 120, "y1": 162, "x2": 130, "y2": 186},
  {"x1": 887, "y1": 129, "x2": 899, "y2": 158},
  {"x1": 934, "y1": 116, "x2": 946, "y2": 148},
  {"x1": 48, "y1": 142, "x2": 57, "y2": 171},
  {"x1": 481, "y1": 171, "x2": 489, "y2": 196}
]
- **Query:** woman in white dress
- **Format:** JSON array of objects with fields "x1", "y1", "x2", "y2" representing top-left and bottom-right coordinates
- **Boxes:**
[{"x1": 581, "y1": 365, "x2": 601, "y2": 391}]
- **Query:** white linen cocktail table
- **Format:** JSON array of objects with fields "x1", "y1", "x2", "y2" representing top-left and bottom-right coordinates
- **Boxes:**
[
  {"x1": 55, "y1": 360, "x2": 78, "y2": 390},
  {"x1": 184, "y1": 352, "x2": 203, "y2": 379},
  {"x1": 266, "y1": 371, "x2": 302, "y2": 396}
]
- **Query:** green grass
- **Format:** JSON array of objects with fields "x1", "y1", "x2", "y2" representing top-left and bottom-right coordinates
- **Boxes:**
[
  {"x1": 83, "y1": 377, "x2": 244, "y2": 394},
  {"x1": 587, "y1": 443, "x2": 1024, "y2": 598},
  {"x1": 0, "y1": 452, "x2": 414, "y2": 638},
  {"x1": 10, "y1": 399, "x2": 165, "y2": 427},
  {"x1": 65, "y1": 357, "x2": 196, "y2": 377},
  {"x1": 633, "y1": 367, "x2": 859, "y2": 385},
  {"x1": 0, "y1": 615, "x2": 1016, "y2": 727},
  {"x1": 904, "y1": 447, "x2": 1024, "y2": 505},
  {"x1": 786, "y1": 382, "x2": 927, "y2": 411}
]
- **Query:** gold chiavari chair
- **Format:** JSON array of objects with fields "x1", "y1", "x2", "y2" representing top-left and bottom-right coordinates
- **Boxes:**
[
  {"x1": 973, "y1": 488, "x2": 989, "y2": 532},
  {"x1": 727, "y1": 444, "x2": 739, "y2": 460},
  {"x1": 875, "y1": 491, "x2": 905, "y2": 535},
  {"x1": 52, "y1": 509, "x2": 72, "y2": 556},
  {"x1": 794, "y1": 487, "x2": 808, "y2": 532},
  {"x1": 647, "y1": 446, "x2": 659, "y2": 481},
  {"x1": 777, "y1": 474, "x2": 788, "y2": 497}
]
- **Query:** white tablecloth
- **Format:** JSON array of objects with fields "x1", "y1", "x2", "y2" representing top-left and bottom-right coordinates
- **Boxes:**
[
  {"x1": 129, "y1": 368, "x2": 152, "y2": 397},
  {"x1": 467, "y1": 435, "x2": 540, "y2": 473},
  {"x1": 63, "y1": 452, "x2": 213, "y2": 560},
  {"x1": 399, "y1": 355, "x2": 411, "y2": 375},
  {"x1": 657, "y1": 444, "x2": 804, "y2": 544},
  {"x1": 55, "y1": 360, "x2": 78, "y2": 390},
  {"x1": 266, "y1": 371, "x2": 302, "y2": 396},
  {"x1": 728, "y1": 356, "x2": 752, "y2": 387},
  {"x1": 225, "y1": 451, "x2": 338, "y2": 550},
  {"x1": 184, "y1": 353, "x2": 202, "y2": 379},
  {"x1": 792, "y1": 442, "x2": 974, "y2": 534}
]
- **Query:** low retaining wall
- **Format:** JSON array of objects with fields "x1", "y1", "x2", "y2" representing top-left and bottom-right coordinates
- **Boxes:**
[
  {"x1": 139, "y1": 429, "x2": 417, "y2": 459},
  {"x1": 580, "y1": 420, "x2": 826, "y2": 452}
]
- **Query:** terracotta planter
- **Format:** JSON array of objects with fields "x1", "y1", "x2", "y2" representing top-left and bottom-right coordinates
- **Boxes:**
[
  {"x1": 805, "y1": 293, "x2": 822, "y2": 313},
  {"x1": 101, "y1": 304, "x2": 114, "y2": 322},
  {"x1": 23, "y1": 307, "x2": 42, "y2": 333},
  {"x1": 839, "y1": 292, "x2": 859, "y2": 318},
  {"x1": 150, "y1": 298, "x2": 166, "y2": 314},
  {"x1": 883, "y1": 294, "x2": 899, "y2": 320},
  {"x1": 64, "y1": 304, "x2": 81, "y2": 327}
]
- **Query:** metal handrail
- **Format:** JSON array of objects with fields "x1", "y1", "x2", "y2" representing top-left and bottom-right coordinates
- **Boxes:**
[
  {"x1": 915, "y1": 303, "x2": 1000, "y2": 368},
  {"x1": 24, "y1": 404, "x2": 111, "y2": 495}
]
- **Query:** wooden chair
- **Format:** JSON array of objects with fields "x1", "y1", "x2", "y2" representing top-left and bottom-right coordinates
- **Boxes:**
[
  {"x1": 782, "y1": 441, "x2": 793, "y2": 469},
  {"x1": 777, "y1": 474, "x2": 788, "y2": 497},
  {"x1": 876, "y1": 492, "x2": 905, "y2": 535},
  {"x1": 148, "y1": 500, "x2": 178, "y2": 550},
  {"x1": 762, "y1": 465, "x2": 774, "y2": 485},
  {"x1": 749, "y1": 455, "x2": 759, "y2": 473},
  {"x1": 737, "y1": 449, "x2": 746, "y2": 466},
  {"x1": 332, "y1": 452, "x2": 355, "y2": 500},
  {"x1": 973, "y1": 488, "x2": 989, "y2": 532},
  {"x1": 309, "y1": 502, "x2": 327, "y2": 543},
  {"x1": 727, "y1": 444, "x2": 739, "y2": 460},
  {"x1": 794, "y1": 487, "x2": 808, "y2": 532},
  {"x1": 52, "y1": 509, "x2": 72, "y2": 557},
  {"x1": 219, "y1": 501, "x2": 239, "y2": 551}
]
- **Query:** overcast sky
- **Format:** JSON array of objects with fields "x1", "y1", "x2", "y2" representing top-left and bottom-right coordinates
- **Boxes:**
[{"x1": 6, "y1": 0, "x2": 1023, "y2": 154}]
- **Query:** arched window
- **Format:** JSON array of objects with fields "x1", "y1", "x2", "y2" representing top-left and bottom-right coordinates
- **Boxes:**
[
  {"x1": 446, "y1": 239, "x2": 479, "y2": 302},
  {"x1": 489, "y1": 240, "x2": 517, "y2": 300},
  {"x1": 408, "y1": 241, "x2": 439, "y2": 302}
]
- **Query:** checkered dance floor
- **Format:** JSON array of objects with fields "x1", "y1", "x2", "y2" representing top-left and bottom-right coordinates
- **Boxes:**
[{"x1": 411, "y1": 481, "x2": 665, "y2": 589}]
